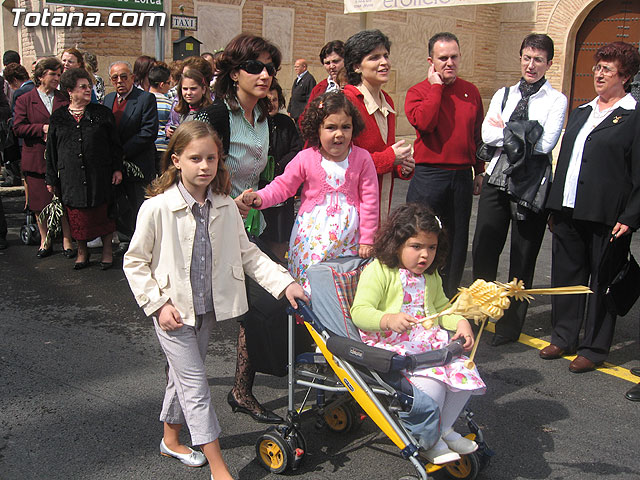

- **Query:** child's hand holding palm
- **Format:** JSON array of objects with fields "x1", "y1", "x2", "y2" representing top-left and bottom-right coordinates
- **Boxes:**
[{"x1": 381, "y1": 312, "x2": 417, "y2": 333}]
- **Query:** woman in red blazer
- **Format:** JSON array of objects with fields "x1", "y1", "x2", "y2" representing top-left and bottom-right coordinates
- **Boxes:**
[
  {"x1": 343, "y1": 29, "x2": 414, "y2": 219},
  {"x1": 13, "y1": 57, "x2": 73, "y2": 258}
]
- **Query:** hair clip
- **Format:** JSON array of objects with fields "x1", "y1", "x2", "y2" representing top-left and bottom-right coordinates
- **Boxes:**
[
  {"x1": 318, "y1": 101, "x2": 324, "y2": 109},
  {"x1": 435, "y1": 215, "x2": 442, "y2": 229}
]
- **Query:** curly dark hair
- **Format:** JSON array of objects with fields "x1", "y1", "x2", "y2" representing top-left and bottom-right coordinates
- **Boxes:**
[
  {"x1": 33, "y1": 57, "x2": 63, "y2": 86},
  {"x1": 319, "y1": 40, "x2": 345, "y2": 63},
  {"x1": 214, "y1": 34, "x2": 282, "y2": 122},
  {"x1": 60, "y1": 67, "x2": 92, "y2": 93},
  {"x1": 300, "y1": 91, "x2": 365, "y2": 147},
  {"x1": 594, "y1": 41, "x2": 640, "y2": 88},
  {"x1": 344, "y1": 30, "x2": 391, "y2": 86},
  {"x1": 373, "y1": 203, "x2": 448, "y2": 275}
]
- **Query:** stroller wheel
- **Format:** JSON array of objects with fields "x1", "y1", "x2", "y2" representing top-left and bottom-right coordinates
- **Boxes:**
[
  {"x1": 256, "y1": 430, "x2": 292, "y2": 474},
  {"x1": 20, "y1": 223, "x2": 40, "y2": 246},
  {"x1": 444, "y1": 451, "x2": 480, "y2": 480},
  {"x1": 323, "y1": 400, "x2": 358, "y2": 433}
]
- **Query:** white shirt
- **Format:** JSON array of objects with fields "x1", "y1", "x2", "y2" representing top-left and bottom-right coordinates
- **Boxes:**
[
  {"x1": 562, "y1": 93, "x2": 637, "y2": 208},
  {"x1": 482, "y1": 80, "x2": 567, "y2": 174}
]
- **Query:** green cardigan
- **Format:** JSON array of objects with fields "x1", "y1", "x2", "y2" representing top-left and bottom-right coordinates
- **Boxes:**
[{"x1": 350, "y1": 259, "x2": 462, "y2": 332}]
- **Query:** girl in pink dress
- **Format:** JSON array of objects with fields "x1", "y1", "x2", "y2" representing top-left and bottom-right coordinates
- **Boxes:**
[
  {"x1": 351, "y1": 203, "x2": 486, "y2": 465},
  {"x1": 243, "y1": 91, "x2": 379, "y2": 293}
]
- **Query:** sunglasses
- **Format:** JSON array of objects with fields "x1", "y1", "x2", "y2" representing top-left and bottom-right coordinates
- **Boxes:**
[
  {"x1": 110, "y1": 73, "x2": 129, "y2": 82},
  {"x1": 239, "y1": 60, "x2": 276, "y2": 76}
]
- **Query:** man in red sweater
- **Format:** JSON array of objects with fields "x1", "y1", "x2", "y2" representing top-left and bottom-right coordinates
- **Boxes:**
[{"x1": 405, "y1": 32, "x2": 484, "y2": 297}]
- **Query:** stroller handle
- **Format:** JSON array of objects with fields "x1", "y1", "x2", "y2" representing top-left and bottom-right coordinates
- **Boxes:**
[{"x1": 287, "y1": 299, "x2": 328, "y2": 332}]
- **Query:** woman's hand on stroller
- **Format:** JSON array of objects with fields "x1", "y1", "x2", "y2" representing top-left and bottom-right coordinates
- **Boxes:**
[
  {"x1": 451, "y1": 318, "x2": 475, "y2": 351},
  {"x1": 358, "y1": 244, "x2": 373, "y2": 258},
  {"x1": 284, "y1": 282, "x2": 309, "y2": 308},
  {"x1": 380, "y1": 313, "x2": 417, "y2": 334}
]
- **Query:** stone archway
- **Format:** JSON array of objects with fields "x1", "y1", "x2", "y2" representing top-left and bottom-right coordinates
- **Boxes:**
[{"x1": 543, "y1": 0, "x2": 605, "y2": 98}]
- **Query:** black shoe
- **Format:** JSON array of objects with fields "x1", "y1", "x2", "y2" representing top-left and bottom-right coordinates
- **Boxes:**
[
  {"x1": 73, "y1": 259, "x2": 91, "y2": 270},
  {"x1": 99, "y1": 262, "x2": 113, "y2": 271},
  {"x1": 491, "y1": 333, "x2": 517, "y2": 346},
  {"x1": 630, "y1": 367, "x2": 640, "y2": 377},
  {"x1": 625, "y1": 383, "x2": 640, "y2": 401},
  {"x1": 62, "y1": 248, "x2": 77, "y2": 259},
  {"x1": 36, "y1": 246, "x2": 53, "y2": 258},
  {"x1": 0, "y1": 237, "x2": 7, "y2": 250},
  {"x1": 227, "y1": 391, "x2": 284, "y2": 424}
]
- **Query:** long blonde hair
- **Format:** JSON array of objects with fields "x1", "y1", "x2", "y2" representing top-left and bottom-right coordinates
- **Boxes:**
[{"x1": 146, "y1": 122, "x2": 231, "y2": 197}]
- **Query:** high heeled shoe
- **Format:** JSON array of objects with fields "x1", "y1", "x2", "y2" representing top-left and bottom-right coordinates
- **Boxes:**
[{"x1": 226, "y1": 391, "x2": 284, "y2": 424}]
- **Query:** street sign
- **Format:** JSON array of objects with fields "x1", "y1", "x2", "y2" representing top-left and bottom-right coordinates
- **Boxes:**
[
  {"x1": 48, "y1": 0, "x2": 163, "y2": 13},
  {"x1": 170, "y1": 14, "x2": 197, "y2": 31}
]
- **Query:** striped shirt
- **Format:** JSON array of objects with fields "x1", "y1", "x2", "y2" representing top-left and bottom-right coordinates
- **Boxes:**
[
  {"x1": 177, "y1": 181, "x2": 214, "y2": 316},
  {"x1": 153, "y1": 92, "x2": 172, "y2": 152},
  {"x1": 222, "y1": 101, "x2": 269, "y2": 198}
]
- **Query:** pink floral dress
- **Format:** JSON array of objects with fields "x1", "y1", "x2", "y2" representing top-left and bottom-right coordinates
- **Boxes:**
[
  {"x1": 360, "y1": 269, "x2": 486, "y2": 393},
  {"x1": 288, "y1": 155, "x2": 360, "y2": 294}
]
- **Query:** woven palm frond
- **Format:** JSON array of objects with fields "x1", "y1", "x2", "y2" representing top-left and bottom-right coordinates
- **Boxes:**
[
  {"x1": 38, "y1": 195, "x2": 63, "y2": 249},
  {"x1": 422, "y1": 278, "x2": 592, "y2": 327},
  {"x1": 123, "y1": 160, "x2": 144, "y2": 179}
]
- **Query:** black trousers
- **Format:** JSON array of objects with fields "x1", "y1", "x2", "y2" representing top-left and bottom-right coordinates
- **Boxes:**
[
  {"x1": 472, "y1": 180, "x2": 548, "y2": 339},
  {"x1": 550, "y1": 210, "x2": 630, "y2": 363},
  {"x1": 121, "y1": 180, "x2": 147, "y2": 238},
  {"x1": 407, "y1": 164, "x2": 473, "y2": 298}
]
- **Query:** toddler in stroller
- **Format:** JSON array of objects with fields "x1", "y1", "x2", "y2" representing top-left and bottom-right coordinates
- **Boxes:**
[{"x1": 351, "y1": 204, "x2": 486, "y2": 465}]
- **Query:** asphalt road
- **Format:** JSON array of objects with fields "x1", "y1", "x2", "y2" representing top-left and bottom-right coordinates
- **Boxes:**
[{"x1": 1, "y1": 183, "x2": 639, "y2": 480}]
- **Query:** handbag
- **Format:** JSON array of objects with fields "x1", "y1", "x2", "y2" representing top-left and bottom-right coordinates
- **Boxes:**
[
  {"x1": 599, "y1": 236, "x2": 640, "y2": 316},
  {"x1": 476, "y1": 86, "x2": 510, "y2": 162}
]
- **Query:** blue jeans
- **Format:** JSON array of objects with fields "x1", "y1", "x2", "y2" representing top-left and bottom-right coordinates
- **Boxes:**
[{"x1": 397, "y1": 382, "x2": 441, "y2": 450}]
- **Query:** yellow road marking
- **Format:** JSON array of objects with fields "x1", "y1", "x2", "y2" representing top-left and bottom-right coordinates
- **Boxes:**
[{"x1": 484, "y1": 321, "x2": 638, "y2": 383}]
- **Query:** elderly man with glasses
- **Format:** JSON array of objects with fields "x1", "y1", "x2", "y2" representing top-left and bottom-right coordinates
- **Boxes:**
[{"x1": 104, "y1": 61, "x2": 158, "y2": 243}]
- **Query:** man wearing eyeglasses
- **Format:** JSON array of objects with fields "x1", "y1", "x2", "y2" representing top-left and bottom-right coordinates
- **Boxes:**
[
  {"x1": 287, "y1": 59, "x2": 315, "y2": 124},
  {"x1": 472, "y1": 34, "x2": 567, "y2": 346},
  {"x1": 104, "y1": 61, "x2": 159, "y2": 243}
]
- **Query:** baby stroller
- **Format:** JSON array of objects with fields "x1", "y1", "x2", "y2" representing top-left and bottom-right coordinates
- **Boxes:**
[{"x1": 254, "y1": 257, "x2": 492, "y2": 479}]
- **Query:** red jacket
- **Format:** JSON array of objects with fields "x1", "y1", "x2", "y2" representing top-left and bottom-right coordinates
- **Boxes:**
[
  {"x1": 13, "y1": 88, "x2": 69, "y2": 173},
  {"x1": 405, "y1": 77, "x2": 484, "y2": 174},
  {"x1": 308, "y1": 78, "x2": 329, "y2": 105}
]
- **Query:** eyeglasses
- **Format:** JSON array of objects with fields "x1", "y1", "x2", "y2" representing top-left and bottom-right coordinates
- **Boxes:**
[
  {"x1": 592, "y1": 64, "x2": 617, "y2": 76},
  {"x1": 76, "y1": 84, "x2": 92, "y2": 90},
  {"x1": 239, "y1": 60, "x2": 276, "y2": 76},
  {"x1": 110, "y1": 73, "x2": 129, "y2": 82}
]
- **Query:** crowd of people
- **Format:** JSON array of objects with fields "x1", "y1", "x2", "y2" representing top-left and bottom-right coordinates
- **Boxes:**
[{"x1": 0, "y1": 28, "x2": 639, "y2": 478}]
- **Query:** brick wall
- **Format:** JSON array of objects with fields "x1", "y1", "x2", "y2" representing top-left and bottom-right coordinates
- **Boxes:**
[{"x1": 15, "y1": 0, "x2": 604, "y2": 130}]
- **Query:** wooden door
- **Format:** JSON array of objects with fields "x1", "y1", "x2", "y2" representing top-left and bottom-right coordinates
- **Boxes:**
[{"x1": 570, "y1": 0, "x2": 640, "y2": 111}]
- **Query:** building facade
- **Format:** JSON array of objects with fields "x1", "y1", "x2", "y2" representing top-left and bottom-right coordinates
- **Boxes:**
[{"x1": 5, "y1": 0, "x2": 640, "y2": 135}]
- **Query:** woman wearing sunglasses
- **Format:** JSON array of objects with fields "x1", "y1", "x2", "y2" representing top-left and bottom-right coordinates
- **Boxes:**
[{"x1": 196, "y1": 34, "x2": 287, "y2": 424}]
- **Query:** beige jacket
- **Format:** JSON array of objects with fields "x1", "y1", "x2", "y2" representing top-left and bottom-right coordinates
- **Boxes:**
[{"x1": 123, "y1": 184, "x2": 294, "y2": 326}]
